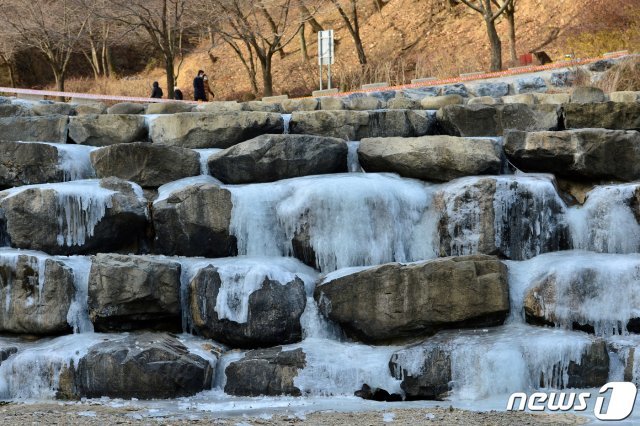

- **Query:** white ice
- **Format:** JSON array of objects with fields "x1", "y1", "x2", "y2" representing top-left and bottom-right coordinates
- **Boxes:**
[
  {"x1": 194, "y1": 149, "x2": 223, "y2": 175},
  {"x1": 347, "y1": 141, "x2": 363, "y2": 173},
  {"x1": 155, "y1": 175, "x2": 222, "y2": 204}
]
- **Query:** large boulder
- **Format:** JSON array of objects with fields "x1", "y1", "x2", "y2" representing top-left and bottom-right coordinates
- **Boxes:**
[
  {"x1": 241, "y1": 101, "x2": 283, "y2": 113},
  {"x1": 472, "y1": 82, "x2": 510, "y2": 98},
  {"x1": 281, "y1": 98, "x2": 319, "y2": 113},
  {"x1": 389, "y1": 327, "x2": 609, "y2": 400},
  {"x1": 570, "y1": 87, "x2": 606, "y2": 103},
  {"x1": 150, "y1": 112, "x2": 283, "y2": 148},
  {"x1": 152, "y1": 180, "x2": 236, "y2": 257},
  {"x1": 74, "y1": 103, "x2": 107, "y2": 115},
  {"x1": 290, "y1": 110, "x2": 435, "y2": 140},
  {"x1": 0, "y1": 252, "x2": 74, "y2": 334},
  {"x1": 224, "y1": 347, "x2": 305, "y2": 396},
  {"x1": 504, "y1": 129, "x2": 640, "y2": 181},
  {"x1": 0, "y1": 178, "x2": 148, "y2": 255},
  {"x1": 88, "y1": 254, "x2": 182, "y2": 331},
  {"x1": 68, "y1": 114, "x2": 147, "y2": 146},
  {"x1": 437, "y1": 104, "x2": 561, "y2": 137},
  {"x1": 0, "y1": 104, "x2": 33, "y2": 117},
  {"x1": 188, "y1": 265, "x2": 306, "y2": 348},
  {"x1": 435, "y1": 176, "x2": 569, "y2": 260},
  {"x1": 420, "y1": 94, "x2": 464, "y2": 110},
  {"x1": 31, "y1": 102, "x2": 74, "y2": 116},
  {"x1": 315, "y1": 255, "x2": 509, "y2": 343},
  {"x1": 0, "y1": 141, "x2": 62, "y2": 188},
  {"x1": 0, "y1": 116, "x2": 68, "y2": 143},
  {"x1": 515, "y1": 76, "x2": 547, "y2": 93},
  {"x1": 90, "y1": 142, "x2": 200, "y2": 187},
  {"x1": 564, "y1": 102, "x2": 640, "y2": 130},
  {"x1": 207, "y1": 134, "x2": 347, "y2": 184},
  {"x1": 145, "y1": 102, "x2": 194, "y2": 115},
  {"x1": 67, "y1": 333, "x2": 215, "y2": 399},
  {"x1": 358, "y1": 136, "x2": 501, "y2": 182},
  {"x1": 107, "y1": 102, "x2": 146, "y2": 115}
]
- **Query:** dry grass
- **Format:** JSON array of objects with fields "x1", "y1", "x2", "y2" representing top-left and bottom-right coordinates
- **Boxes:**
[{"x1": 596, "y1": 56, "x2": 640, "y2": 92}]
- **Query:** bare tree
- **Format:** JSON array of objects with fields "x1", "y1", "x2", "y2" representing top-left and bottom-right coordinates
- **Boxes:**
[
  {"x1": 0, "y1": 0, "x2": 90, "y2": 94},
  {"x1": 0, "y1": 32, "x2": 18, "y2": 87},
  {"x1": 493, "y1": 0, "x2": 517, "y2": 64},
  {"x1": 81, "y1": 3, "x2": 120, "y2": 80},
  {"x1": 329, "y1": 0, "x2": 367, "y2": 65},
  {"x1": 458, "y1": 0, "x2": 514, "y2": 71}
]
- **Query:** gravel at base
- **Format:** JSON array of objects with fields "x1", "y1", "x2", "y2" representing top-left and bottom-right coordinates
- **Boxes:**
[{"x1": 0, "y1": 403, "x2": 589, "y2": 425}]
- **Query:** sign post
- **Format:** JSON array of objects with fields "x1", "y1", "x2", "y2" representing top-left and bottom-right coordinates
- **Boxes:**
[{"x1": 318, "y1": 30, "x2": 334, "y2": 91}]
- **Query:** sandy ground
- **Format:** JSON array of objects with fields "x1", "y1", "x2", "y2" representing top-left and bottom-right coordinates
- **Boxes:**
[{"x1": 0, "y1": 402, "x2": 589, "y2": 425}]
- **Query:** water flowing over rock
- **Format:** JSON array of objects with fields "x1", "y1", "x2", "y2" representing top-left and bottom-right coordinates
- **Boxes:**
[
  {"x1": 358, "y1": 136, "x2": 501, "y2": 182},
  {"x1": 68, "y1": 115, "x2": 147, "y2": 146},
  {"x1": 315, "y1": 255, "x2": 509, "y2": 343},
  {"x1": 88, "y1": 254, "x2": 182, "y2": 331},
  {"x1": 0, "y1": 178, "x2": 148, "y2": 255},
  {"x1": 505, "y1": 129, "x2": 640, "y2": 181},
  {"x1": 510, "y1": 251, "x2": 640, "y2": 336},
  {"x1": 152, "y1": 177, "x2": 236, "y2": 257},
  {"x1": 435, "y1": 175, "x2": 569, "y2": 260},
  {"x1": 207, "y1": 134, "x2": 348, "y2": 184},
  {"x1": 187, "y1": 257, "x2": 314, "y2": 348},
  {"x1": 149, "y1": 112, "x2": 284, "y2": 148},
  {"x1": 389, "y1": 325, "x2": 609, "y2": 400},
  {"x1": 564, "y1": 102, "x2": 640, "y2": 130},
  {"x1": 0, "y1": 116, "x2": 68, "y2": 143},
  {"x1": 90, "y1": 142, "x2": 200, "y2": 187}
]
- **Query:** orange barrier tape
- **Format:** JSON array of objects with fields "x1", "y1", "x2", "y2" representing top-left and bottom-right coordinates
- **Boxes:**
[{"x1": 0, "y1": 86, "x2": 198, "y2": 104}]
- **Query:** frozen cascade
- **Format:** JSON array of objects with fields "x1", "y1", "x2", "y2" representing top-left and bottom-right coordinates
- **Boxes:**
[
  {"x1": 194, "y1": 148, "x2": 223, "y2": 175},
  {"x1": 174, "y1": 256, "x2": 317, "y2": 330},
  {"x1": 608, "y1": 335, "x2": 640, "y2": 385},
  {"x1": 347, "y1": 141, "x2": 363, "y2": 173},
  {"x1": 507, "y1": 251, "x2": 640, "y2": 336},
  {"x1": 282, "y1": 114, "x2": 292, "y2": 134},
  {"x1": 155, "y1": 175, "x2": 222, "y2": 203},
  {"x1": 227, "y1": 173, "x2": 438, "y2": 272},
  {"x1": 567, "y1": 183, "x2": 640, "y2": 254},
  {"x1": 41, "y1": 142, "x2": 97, "y2": 181}
]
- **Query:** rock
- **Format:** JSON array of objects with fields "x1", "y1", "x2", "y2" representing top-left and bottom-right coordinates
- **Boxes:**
[
  {"x1": 0, "y1": 116, "x2": 68, "y2": 143},
  {"x1": 550, "y1": 70, "x2": 574, "y2": 87},
  {"x1": 0, "y1": 178, "x2": 148, "y2": 255},
  {"x1": 442, "y1": 84, "x2": 468, "y2": 97},
  {"x1": 315, "y1": 255, "x2": 509, "y2": 343},
  {"x1": 358, "y1": 135, "x2": 501, "y2": 182},
  {"x1": 90, "y1": 142, "x2": 200, "y2": 187},
  {"x1": 152, "y1": 181, "x2": 236, "y2": 257},
  {"x1": 207, "y1": 134, "x2": 347, "y2": 184},
  {"x1": 319, "y1": 97, "x2": 345, "y2": 110},
  {"x1": 195, "y1": 101, "x2": 244, "y2": 113},
  {"x1": 515, "y1": 76, "x2": 547, "y2": 93},
  {"x1": 420, "y1": 95, "x2": 464, "y2": 110},
  {"x1": 504, "y1": 129, "x2": 640, "y2": 181},
  {"x1": 344, "y1": 96, "x2": 382, "y2": 111},
  {"x1": 402, "y1": 87, "x2": 440, "y2": 99},
  {"x1": 387, "y1": 98, "x2": 422, "y2": 109},
  {"x1": 472, "y1": 82, "x2": 510, "y2": 98},
  {"x1": 0, "y1": 346, "x2": 17, "y2": 364},
  {"x1": 149, "y1": 112, "x2": 283, "y2": 149},
  {"x1": 88, "y1": 254, "x2": 182, "y2": 331},
  {"x1": 0, "y1": 141, "x2": 63, "y2": 188},
  {"x1": 503, "y1": 94, "x2": 537, "y2": 105},
  {"x1": 0, "y1": 253, "x2": 74, "y2": 334},
  {"x1": 145, "y1": 102, "x2": 194, "y2": 114},
  {"x1": 608, "y1": 340, "x2": 640, "y2": 384},
  {"x1": 69, "y1": 115, "x2": 147, "y2": 146},
  {"x1": 188, "y1": 265, "x2": 306, "y2": 348},
  {"x1": 74, "y1": 103, "x2": 107, "y2": 115},
  {"x1": 281, "y1": 98, "x2": 318, "y2": 112},
  {"x1": 436, "y1": 104, "x2": 561, "y2": 137},
  {"x1": 31, "y1": 102, "x2": 74, "y2": 116},
  {"x1": 564, "y1": 102, "x2": 640, "y2": 130},
  {"x1": 69, "y1": 333, "x2": 214, "y2": 399},
  {"x1": 107, "y1": 102, "x2": 146, "y2": 115},
  {"x1": 589, "y1": 59, "x2": 614, "y2": 72},
  {"x1": 241, "y1": 101, "x2": 283, "y2": 113},
  {"x1": 610, "y1": 91, "x2": 639, "y2": 103},
  {"x1": 0, "y1": 104, "x2": 33, "y2": 117},
  {"x1": 571, "y1": 87, "x2": 606, "y2": 103},
  {"x1": 389, "y1": 327, "x2": 609, "y2": 400},
  {"x1": 435, "y1": 176, "x2": 569, "y2": 260},
  {"x1": 534, "y1": 93, "x2": 570, "y2": 105},
  {"x1": 224, "y1": 347, "x2": 305, "y2": 396},
  {"x1": 0, "y1": 96, "x2": 10, "y2": 104},
  {"x1": 290, "y1": 110, "x2": 434, "y2": 140},
  {"x1": 369, "y1": 91, "x2": 397, "y2": 102},
  {"x1": 354, "y1": 384, "x2": 403, "y2": 402},
  {"x1": 467, "y1": 96, "x2": 502, "y2": 105}
]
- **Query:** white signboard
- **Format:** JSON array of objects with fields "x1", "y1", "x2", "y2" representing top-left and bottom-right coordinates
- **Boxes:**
[{"x1": 318, "y1": 30, "x2": 334, "y2": 66}]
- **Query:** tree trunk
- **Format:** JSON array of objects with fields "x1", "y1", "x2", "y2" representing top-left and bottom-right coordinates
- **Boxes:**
[
  {"x1": 7, "y1": 63, "x2": 16, "y2": 88},
  {"x1": 354, "y1": 32, "x2": 367, "y2": 65},
  {"x1": 299, "y1": 23, "x2": 308, "y2": 62},
  {"x1": 164, "y1": 58, "x2": 175, "y2": 99},
  {"x1": 53, "y1": 68, "x2": 65, "y2": 102},
  {"x1": 485, "y1": 15, "x2": 502, "y2": 71},
  {"x1": 506, "y1": 9, "x2": 517, "y2": 64},
  {"x1": 260, "y1": 55, "x2": 274, "y2": 97},
  {"x1": 105, "y1": 45, "x2": 115, "y2": 78}
]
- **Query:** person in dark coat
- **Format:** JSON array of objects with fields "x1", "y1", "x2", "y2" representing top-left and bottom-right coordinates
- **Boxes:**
[
  {"x1": 150, "y1": 81, "x2": 163, "y2": 99},
  {"x1": 193, "y1": 70, "x2": 207, "y2": 101},
  {"x1": 174, "y1": 86, "x2": 183, "y2": 100}
]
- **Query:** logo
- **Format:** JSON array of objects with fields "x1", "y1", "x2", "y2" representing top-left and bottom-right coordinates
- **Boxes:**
[{"x1": 506, "y1": 382, "x2": 638, "y2": 421}]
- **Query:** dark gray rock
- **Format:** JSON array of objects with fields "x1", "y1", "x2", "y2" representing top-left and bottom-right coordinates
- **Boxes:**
[
  {"x1": 571, "y1": 87, "x2": 606, "y2": 103},
  {"x1": 69, "y1": 115, "x2": 147, "y2": 146},
  {"x1": 564, "y1": 102, "x2": 640, "y2": 130},
  {"x1": 0, "y1": 141, "x2": 62, "y2": 189},
  {"x1": 473, "y1": 82, "x2": 510, "y2": 98},
  {"x1": 0, "y1": 116, "x2": 68, "y2": 143},
  {"x1": 550, "y1": 71, "x2": 574, "y2": 87},
  {"x1": 107, "y1": 102, "x2": 146, "y2": 115},
  {"x1": 589, "y1": 59, "x2": 615, "y2": 72},
  {"x1": 442, "y1": 84, "x2": 468, "y2": 97},
  {"x1": 0, "y1": 104, "x2": 33, "y2": 117},
  {"x1": 515, "y1": 77, "x2": 547, "y2": 94}
]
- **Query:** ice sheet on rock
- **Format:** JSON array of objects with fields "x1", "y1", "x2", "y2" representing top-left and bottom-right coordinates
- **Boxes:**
[
  {"x1": 177, "y1": 333, "x2": 222, "y2": 370},
  {"x1": 567, "y1": 184, "x2": 640, "y2": 254},
  {"x1": 347, "y1": 141, "x2": 363, "y2": 173},
  {"x1": 0, "y1": 180, "x2": 117, "y2": 247},
  {"x1": 174, "y1": 256, "x2": 318, "y2": 328},
  {"x1": 155, "y1": 175, "x2": 223, "y2": 203},
  {"x1": 194, "y1": 149, "x2": 223, "y2": 175},
  {"x1": 227, "y1": 173, "x2": 437, "y2": 272},
  {"x1": 282, "y1": 114, "x2": 292, "y2": 134},
  {"x1": 0, "y1": 333, "x2": 108, "y2": 399},
  {"x1": 608, "y1": 334, "x2": 640, "y2": 385},
  {"x1": 300, "y1": 297, "x2": 343, "y2": 340},
  {"x1": 40, "y1": 142, "x2": 97, "y2": 181},
  {"x1": 507, "y1": 251, "x2": 640, "y2": 336}
]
